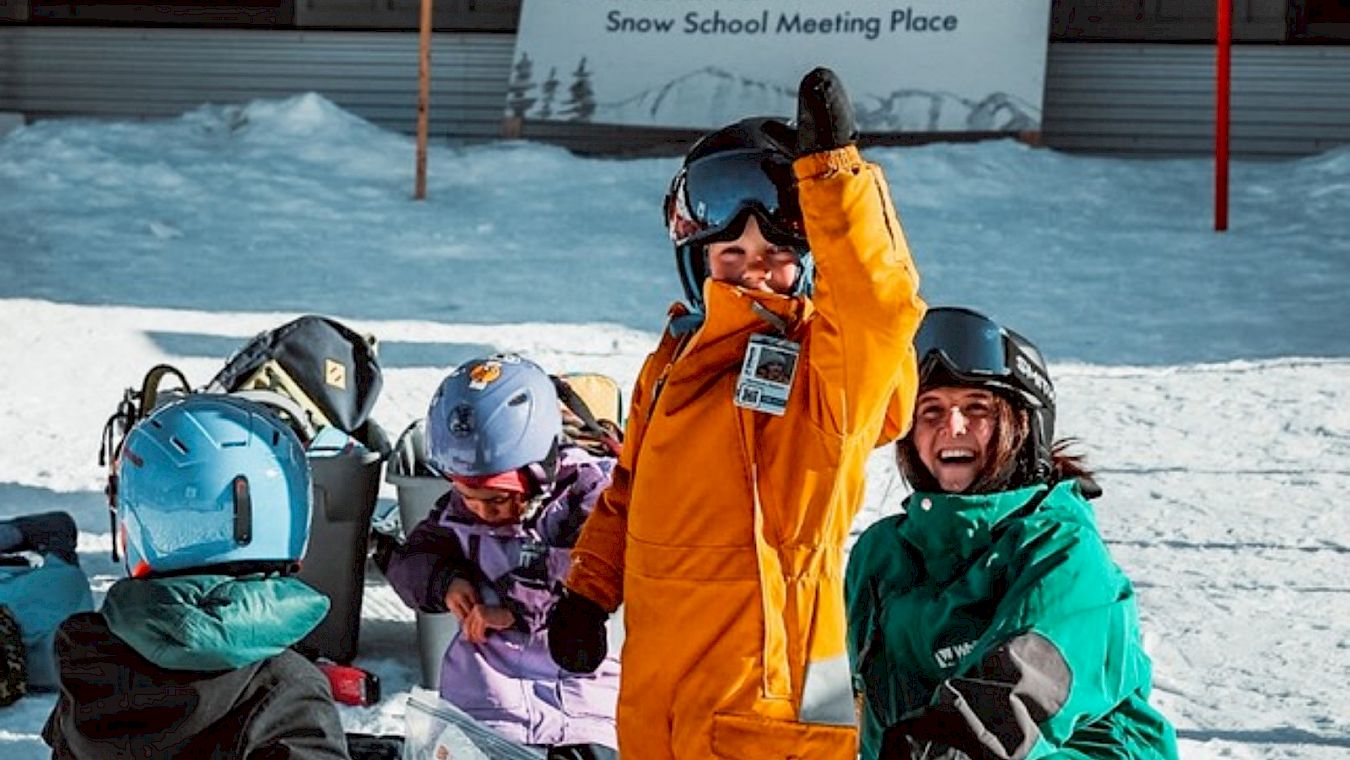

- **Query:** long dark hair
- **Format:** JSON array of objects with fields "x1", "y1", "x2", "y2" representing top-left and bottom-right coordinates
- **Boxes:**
[{"x1": 896, "y1": 392, "x2": 1092, "y2": 495}]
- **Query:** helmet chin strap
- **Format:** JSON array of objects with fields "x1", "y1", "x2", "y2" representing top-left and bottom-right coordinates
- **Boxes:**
[
  {"x1": 675, "y1": 242, "x2": 708, "y2": 313},
  {"x1": 791, "y1": 251, "x2": 815, "y2": 299},
  {"x1": 518, "y1": 439, "x2": 561, "y2": 517},
  {"x1": 520, "y1": 494, "x2": 548, "y2": 528}
]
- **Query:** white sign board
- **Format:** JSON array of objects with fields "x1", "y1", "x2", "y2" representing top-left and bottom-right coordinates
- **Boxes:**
[{"x1": 508, "y1": 0, "x2": 1052, "y2": 132}]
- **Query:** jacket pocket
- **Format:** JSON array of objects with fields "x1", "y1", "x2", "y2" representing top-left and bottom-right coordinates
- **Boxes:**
[
  {"x1": 710, "y1": 712, "x2": 858, "y2": 760},
  {"x1": 440, "y1": 638, "x2": 526, "y2": 711},
  {"x1": 558, "y1": 657, "x2": 620, "y2": 721}
]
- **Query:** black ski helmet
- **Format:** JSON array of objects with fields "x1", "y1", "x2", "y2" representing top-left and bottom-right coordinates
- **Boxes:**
[
  {"x1": 663, "y1": 117, "x2": 813, "y2": 311},
  {"x1": 912, "y1": 306, "x2": 1056, "y2": 484}
]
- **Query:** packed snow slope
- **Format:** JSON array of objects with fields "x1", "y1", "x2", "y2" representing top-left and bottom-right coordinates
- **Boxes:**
[{"x1": 0, "y1": 95, "x2": 1346, "y2": 759}]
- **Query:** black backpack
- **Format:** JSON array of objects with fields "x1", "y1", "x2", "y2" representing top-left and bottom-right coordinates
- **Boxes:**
[
  {"x1": 98, "y1": 316, "x2": 387, "y2": 560},
  {"x1": 208, "y1": 315, "x2": 383, "y2": 438}
]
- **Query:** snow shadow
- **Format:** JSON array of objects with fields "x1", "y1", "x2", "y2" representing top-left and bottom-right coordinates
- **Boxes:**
[
  {"x1": 1176, "y1": 728, "x2": 1350, "y2": 749},
  {"x1": 144, "y1": 330, "x2": 496, "y2": 369},
  {"x1": 0, "y1": 484, "x2": 109, "y2": 535}
]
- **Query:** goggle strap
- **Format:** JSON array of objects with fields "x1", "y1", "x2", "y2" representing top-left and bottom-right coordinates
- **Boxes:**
[{"x1": 1002, "y1": 338, "x2": 1055, "y2": 408}]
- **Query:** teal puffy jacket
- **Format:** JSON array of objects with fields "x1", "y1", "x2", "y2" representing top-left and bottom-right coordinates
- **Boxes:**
[
  {"x1": 846, "y1": 480, "x2": 1178, "y2": 760},
  {"x1": 0, "y1": 558, "x2": 93, "y2": 690}
]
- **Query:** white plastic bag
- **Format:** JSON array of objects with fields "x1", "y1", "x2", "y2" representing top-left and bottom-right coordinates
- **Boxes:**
[{"x1": 403, "y1": 688, "x2": 544, "y2": 760}]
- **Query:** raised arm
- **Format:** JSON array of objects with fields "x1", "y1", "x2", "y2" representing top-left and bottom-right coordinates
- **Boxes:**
[{"x1": 794, "y1": 68, "x2": 925, "y2": 440}]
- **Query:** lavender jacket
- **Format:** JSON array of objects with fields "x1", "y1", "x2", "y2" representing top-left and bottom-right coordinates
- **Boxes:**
[{"x1": 385, "y1": 445, "x2": 620, "y2": 749}]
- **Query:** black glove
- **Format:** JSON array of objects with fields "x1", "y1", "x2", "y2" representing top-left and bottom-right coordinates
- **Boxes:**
[
  {"x1": 10, "y1": 511, "x2": 78, "y2": 565},
  {"x1": 882, "y1": 677, "x2": 1044, "y2": 760},
  {"x1": 878, "y1": 724, "x2": 915, "y2": 760},
  {"x1": 546, "y1": 589, "x2": 609, "y2": 674},
  {"x1": 880, "y1": 710, "x2": 966, "y2": 760},
  {"x1": 345, "y1": 733, "x2": 404, "y2": 760},
  {"x1": 795, "y1": 66, "x2": 859, "y2": 155}
]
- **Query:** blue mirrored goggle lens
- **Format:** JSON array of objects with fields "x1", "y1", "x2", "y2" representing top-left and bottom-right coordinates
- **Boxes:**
[
  {"x1": 914, "y1": 308, "x2": 1010, "y2": 379},
  {"x1": 675, "y1": 150, "x2": 804, "y2": 246}
]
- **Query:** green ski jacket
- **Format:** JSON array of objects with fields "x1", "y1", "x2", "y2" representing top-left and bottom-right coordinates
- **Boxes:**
[{"x1": 846, "y1": 480, "x2": 1178, "y2": 760}]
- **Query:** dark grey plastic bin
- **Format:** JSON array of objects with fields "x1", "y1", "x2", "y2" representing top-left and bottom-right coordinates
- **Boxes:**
[{"x1": 296, "y1": 426, "x2": 385, "y2": 664}]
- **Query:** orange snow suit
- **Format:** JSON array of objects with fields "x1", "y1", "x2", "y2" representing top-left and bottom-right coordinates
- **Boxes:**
[{"x1": 566, "y1": 145, "x2": 925, "y2": 759}]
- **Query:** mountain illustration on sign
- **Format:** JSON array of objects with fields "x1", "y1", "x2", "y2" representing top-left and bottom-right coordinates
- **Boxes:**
[{"x1": 514, "y1": 64, "x2": 1038, "y2": 131}]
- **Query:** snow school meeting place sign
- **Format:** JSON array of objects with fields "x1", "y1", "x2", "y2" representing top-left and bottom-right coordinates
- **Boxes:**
[{"x1": 508, "y1": 0, "x2": 1052, "y2": 132}]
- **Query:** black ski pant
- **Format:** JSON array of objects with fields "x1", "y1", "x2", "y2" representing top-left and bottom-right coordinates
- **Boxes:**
[{"x1": 546, "y1": 744, "x2": 618, "y2": 760}]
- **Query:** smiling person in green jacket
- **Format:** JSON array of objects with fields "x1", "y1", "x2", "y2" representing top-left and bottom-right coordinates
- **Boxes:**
[{"x1": 846, "y1": 307, "x2": 1178, "y2": 760}]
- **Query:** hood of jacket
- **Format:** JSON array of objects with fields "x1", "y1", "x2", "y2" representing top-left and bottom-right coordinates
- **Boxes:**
[
  {"x1": 438, "y1": 443, "x2": 611, "y2": 544},
  {"x1": 43, "y1": 604, "x2": 344, "y2": 760},
  {"x1": 898, "y1": 481, "x2": 1090, "y2": 584},
  {"x1": 101, "y1": 573, "x2": 329, "y2": 671},
  {"x1": 658, "y1": 281, "x2": 813, "y2": 417},
  {"x1": 665, "y1": 282, "x2": 909, "y2": 447}
]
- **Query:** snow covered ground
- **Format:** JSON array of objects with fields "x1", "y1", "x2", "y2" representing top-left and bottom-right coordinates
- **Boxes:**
[{"x1": 1, "y1": 94, "x2": 1347, "y2": 758}]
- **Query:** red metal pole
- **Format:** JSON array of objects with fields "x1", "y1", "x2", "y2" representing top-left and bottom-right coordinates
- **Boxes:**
[{"x1": 1215, "y1": 0, "x2": 1231, "y2": 231}]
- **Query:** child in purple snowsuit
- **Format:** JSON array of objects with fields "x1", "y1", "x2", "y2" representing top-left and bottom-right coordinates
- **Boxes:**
[{"x1": 385, "y1": 355, "x2": 620, "y2": 759}]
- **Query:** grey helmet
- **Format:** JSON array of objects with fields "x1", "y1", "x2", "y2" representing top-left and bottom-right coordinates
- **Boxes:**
[{"x1": 426, "y1": 354, "x2": 562, "y2": 492}]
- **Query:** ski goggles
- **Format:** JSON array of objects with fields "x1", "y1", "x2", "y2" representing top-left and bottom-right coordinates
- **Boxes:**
[
  {"x1": 914, "y1": 307, "x2": 1054, "y2": 408},
  {"x1": 667, "y1": 149, "x2": 807, "y2": 249}
]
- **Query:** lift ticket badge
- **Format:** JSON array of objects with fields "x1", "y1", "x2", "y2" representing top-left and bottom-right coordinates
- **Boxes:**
[{"x1": 735, "y1": 334, "x2": 800, "y2": 416}]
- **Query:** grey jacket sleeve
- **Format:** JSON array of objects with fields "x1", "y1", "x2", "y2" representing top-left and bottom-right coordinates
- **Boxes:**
[
  {"x1": 242, "y1": 656, "x2": 351, "y2": 760},
  {"x1": 881, "y1": 633, "x2": 1068, "y2": 760}
]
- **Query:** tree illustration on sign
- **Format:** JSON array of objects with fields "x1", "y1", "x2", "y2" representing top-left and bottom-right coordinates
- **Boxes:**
[
  {"x1": 506, "y1": 53, "x2": 537, "y2": 119},
  {"x1": 537, "y1": 66, "x2": 560, "y2": 120},
  {"x1": 561, "y1": 57, "x2": 597, "y2": 122}
]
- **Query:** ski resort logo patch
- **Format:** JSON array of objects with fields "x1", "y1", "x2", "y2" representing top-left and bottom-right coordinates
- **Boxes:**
[
  {"x1": 468, "y1": 361, "x2": 503, "y2": 390},
  {"x1": 933, "y1": 639, "x2": 975, "y2": 669},
  {"x1": 324, "y1": 358, "x2": 347, "y2": 390}
]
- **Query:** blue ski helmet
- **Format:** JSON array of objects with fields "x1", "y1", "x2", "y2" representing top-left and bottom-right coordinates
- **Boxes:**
[
  {"x1": 911, "y1": 306, "x2": 1056, "y2": 482},
  {"x1": 426, "y1": 354, "x2": 562, "y2": 490},
  {"x1": 664, "y1": 117, "x2": 814, "y2": 312},
  {"x1": 115, "y1": 395, "x2": 312, "y2": 577}
]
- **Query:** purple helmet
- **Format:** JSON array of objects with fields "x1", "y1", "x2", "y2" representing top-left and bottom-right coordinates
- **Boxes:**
[{"x1": 426, "y1": 354, "x2": 562, "y2": 488}]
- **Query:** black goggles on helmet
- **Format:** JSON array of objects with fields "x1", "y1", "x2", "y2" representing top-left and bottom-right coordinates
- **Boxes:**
[
  {"x1": 666, "y1": 149, "x2": 807, "y2": 249},
  {"x1": 914, "y1": 307, "x2": 1054, "y2": 409}
]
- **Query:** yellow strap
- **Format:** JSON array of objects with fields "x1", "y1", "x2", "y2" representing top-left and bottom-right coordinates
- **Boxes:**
[{"x1": 236, "y1": 359, "x2": 335, "y2": 432}]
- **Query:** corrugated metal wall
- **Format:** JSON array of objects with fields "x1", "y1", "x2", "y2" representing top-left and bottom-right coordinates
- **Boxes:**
[
  {"x1": 2, "y1": 27, "x2": 1348, "y2": 156},
  {"x1": 0, "y1": 27, "x2": 514, "y2": 140},
  {"x1": 1042, "y1": 42, "x2": 1350, "y2": 156}
]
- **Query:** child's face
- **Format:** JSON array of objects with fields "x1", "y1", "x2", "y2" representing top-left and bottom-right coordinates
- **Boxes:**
[
  {"x1": 453, "y1": 483, "x2": 527, "y2": 526},
  {"x1": 706, "y1": 215, "x2": 802, "y2": 295}
]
